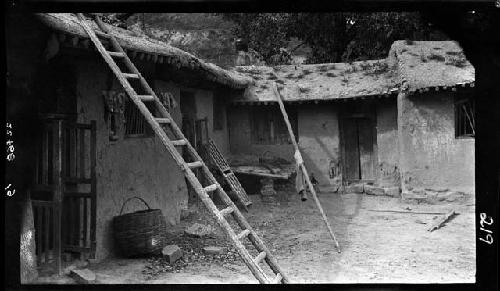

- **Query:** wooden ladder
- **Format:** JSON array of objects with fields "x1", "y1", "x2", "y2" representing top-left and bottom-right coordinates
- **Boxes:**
[
  {"x1": 207, "y1": 139, "x2": 252, "y2": 210},
  {"x1": 76, "y1": 13, "x2": 289, "y2": 284}
]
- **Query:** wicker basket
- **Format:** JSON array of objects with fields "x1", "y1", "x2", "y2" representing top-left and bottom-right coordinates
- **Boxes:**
[{"x1": 113, "y1": 197, "x2": 167, "y2": 257}]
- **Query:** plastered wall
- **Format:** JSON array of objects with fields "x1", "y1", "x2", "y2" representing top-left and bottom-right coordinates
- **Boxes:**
[
  {"x1": 398, "y1": 91, "x2": 475, "y2": 194},
  {"x1": 375, "y1": 100, "x2": 400, "y2": 187},
  {"x1": 227, "y1": 105, "x2": 295, "y2": 160},
  {"x1": 297, "y1": 105, "x2": 341, "y2": 187},
  {"x1": 75, "y1": 57, "x2": 188, "y2": 261}
]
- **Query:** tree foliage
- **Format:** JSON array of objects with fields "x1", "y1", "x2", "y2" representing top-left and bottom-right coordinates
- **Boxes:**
[{"x1": 221, "y1": 12, "x2": 447, "y2": 64}]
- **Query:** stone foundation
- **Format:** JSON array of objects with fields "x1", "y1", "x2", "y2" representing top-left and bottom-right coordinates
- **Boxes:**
[{"x1": 343, "y1": 183, "x2": 401, "y2": 198}]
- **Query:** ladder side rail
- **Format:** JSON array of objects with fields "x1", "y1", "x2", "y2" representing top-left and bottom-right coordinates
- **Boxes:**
[
  {"x1": 90, "y1": 14, "x2": 167, "y2": 122},
  {"x1": 151, "y1": 97, "x2": 252, "y2": 211},
  {"x1": 77, "y1": 15, "x2": 189, "y2": 172},
  {"x1": 184, "y1": 170, "x2": 269, "y2": 283},
  {"x1": 77, "y1": 14, "x2": 287, "y2": 284},
  {"x1": 272, "y1": 83, "x2": 341, "y2": 253},
  {"x1": 228, "y1": 202, "x2": 290, "y2": 283}
]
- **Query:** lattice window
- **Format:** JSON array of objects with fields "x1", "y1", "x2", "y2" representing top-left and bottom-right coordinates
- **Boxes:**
[
  {"x1": 250, "y1": 106, "x2": 297, "y2": 145},
  {"x1": 455, "y1": 97, "x2": 475, "y2": 138},
  {"x1": 124, "y1": 100, "x2": 155, "y2": 138}
]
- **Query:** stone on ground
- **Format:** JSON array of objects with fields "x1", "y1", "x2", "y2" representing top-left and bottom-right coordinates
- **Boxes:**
[
  {"x1": 180, "y1": 208, "x2": 197, "y2": 220},
  {"x1": 162, "y1": 245, "x2": 183, "y2": 264},
  {"x1": 70, "y1": 268, "x2": 96, "y2": 284},
  {"x1": 364, "y1": 184, "x2": 385, "y2": 196},
  {"x1": 344, "y1": 183, "x2": 364, "y2": 194},
  {"x1": 383, "y1": 186, "x2": 401, "y2": 197},
  {"x1": 185, "y1": 223, "x2": 214, "y2": 238},
  {"x1": 203, "y1": 246, "x2": 226, "y2": 255}
]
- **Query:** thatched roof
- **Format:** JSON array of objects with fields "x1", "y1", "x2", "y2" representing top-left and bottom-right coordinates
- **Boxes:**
[
  {"x1": 232, "y1": 60, "x2": 399, "y2": 104},
  {"x1": 232, "y1": 40, "x2": 475, "y2": 104},
  {"x1": 35, "y1": 13, "x2": 252, "y2": 89},
  {"x1": 389, "y1": 40, "x2": 475, "y2": 93}
]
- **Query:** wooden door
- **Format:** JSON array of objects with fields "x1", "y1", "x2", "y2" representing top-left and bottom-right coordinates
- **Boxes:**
[
  {"x1": 343, "y1": 118, "x2": 360, "y2": 181},
  {"x1": 61, "y1": 121, "x2": 97, "y2": 260},
  {"x1": 357, "y1": 118, "x2": 374, "y2": 181},
  {"x1": 342, "y1": 118, "x2": 374, "y2": 182}
]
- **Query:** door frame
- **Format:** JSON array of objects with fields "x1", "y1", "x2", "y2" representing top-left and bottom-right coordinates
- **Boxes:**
[
  {"x1": 339, "y1": 110, "x2": 378, "y2": 185},
  {"x1": 31, "y1": 117, "x2": 97, "y2": 274}
]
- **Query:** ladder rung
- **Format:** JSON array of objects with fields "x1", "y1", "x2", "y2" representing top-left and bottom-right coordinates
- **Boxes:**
[
  {"x1": 236, "y1": 229, "x2": 251, "y2": 240},
  {"x1": 219, "y1": 206, "x2": 234, "y2": 216},
  {"x1": 187, "y1": 161, "x2": 203, "y2": 169},
  {"x1": 108, "y1": 51, "x2": 126, "y2": 58},
  {"x1": 254, "y1": 251, "x2": 267, "y2": 265},
  {"x1": 123, "y1": 73, "x2": 140, "y2": 79},
  {"x1": 95, "y1": 30, "x2": 110, "y2": 39},
  {"x1": 272, "y1": 273, "x2": 283, "y2": 284},
  {"x1": 171, "y1": 139, "x2": 187, "y2": 146},
  {"x1": 138, "y1": 95, "x2": 155, "y2": 102},
  {"x1": 204, "y1": 184, "x2": 218, "y2": 193},
  {"x1": 155, "y1": 118, "x2": 171, "y2": 124}
]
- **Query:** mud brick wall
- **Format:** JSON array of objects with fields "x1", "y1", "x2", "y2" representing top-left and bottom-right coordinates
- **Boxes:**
[
  {"x1": 397, "y1": 91, "x2": 475, "y2": 194},
  {"x1": 375, "y1": 99, "x2": 401, "y2": 187},
  {"x1": 75, "y1": 57, "x2": 189, "y2": 261},
  {"x1": 297, "y1": 104, "x2": 341, "y2": 187}
]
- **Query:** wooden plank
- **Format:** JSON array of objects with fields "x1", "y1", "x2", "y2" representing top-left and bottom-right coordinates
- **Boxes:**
[
  {"x1": 79, "y1": 128, "x2": 85, "y2": 179},
  {"x1": 62, "y1": 245, "x2": 92, "y2": 252},
  {"x1": 42, "y1": 127, "x2": 48, "y2": 185},
  {"x1": 428, "y1": 210, "x2": 457, "y2": 232},
  {"x1": 36, "y1": 206, "x2": 42, "y2": 265},
  {"x1": 70, "y1": 127, "x2": 77, "y2": 178},
  {"x1": 272, "y1": 82, "x2": 341, "y2": 253},
  {"x1": 357, "y1": 118, "x2": 374, "y2": 180},
  {"x1": 53, "y1": 120, "x2": 63, "y2": 274},
  {"x1": 254, "y1": 251, "x2": 267, "y2": 265},
  {"x1": 64, "y1": 177, "x2": 92, "y2": 184},
  {"x1": 219, "y1": 206, "x2": 234, "y2": 216},
  {"x1": 187, "y1": 161, "x2": 203, "y2": 169},
  {"x1": 44, "y1": 206, "x2": 50, "y2": 263},
  {"x1": 64, "y1": 192, "x2": 93, "y2": 198},
  {"x1": 90, "y1": 121, "x2": 97, "y2": 257},
  {"x1": 368, "y1": 209, "x2": 447, "y2": 215},
  {"x1": 35, "y1": 134, "x2": 40, "y2": 184},
  {"x1": 237, "y1": 229, "x2": 251, "y2": 240},
  {"x1": 83, "y1": 197, "x2": 88, "y2": 248},
  {"x1": 79, "y1": 198, "x2": 84, "y2": 246},
  {"x1": 273, "y1": 273, "x2": 283, "y2": 284},
  {"x1": 69, "y1": 198, "x2": 75, "y2": 245},
  {"x1": 343, "y1": 118, "x2": 360, "y2": 181}
]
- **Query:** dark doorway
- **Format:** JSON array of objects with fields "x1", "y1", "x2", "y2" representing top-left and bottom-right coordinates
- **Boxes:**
[
  {"x1": 341, "y1": 117, "x2": 375, "y2": 182},
  {"x1": 180, "y1": 91, "x2": 197, "y2": 149}
]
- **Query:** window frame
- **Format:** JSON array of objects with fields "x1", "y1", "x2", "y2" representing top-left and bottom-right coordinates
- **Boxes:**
[
  {"x1": 454, "y1": 96, "x2": 475, "y2": 139},
  {"x1": 123, "y1": 98, "x2": 155, "y2": 139},
  {"x1": 250, "y1": 105, "x2": 298, "y2": 145}
]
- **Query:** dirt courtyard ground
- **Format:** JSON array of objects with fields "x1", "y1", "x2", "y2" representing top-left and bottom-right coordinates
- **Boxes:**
[{"x1": 38, "y1": 191, "x2": 475, "y2": 284}]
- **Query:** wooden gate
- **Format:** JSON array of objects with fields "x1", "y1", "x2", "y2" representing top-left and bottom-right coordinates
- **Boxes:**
[
  {"x1": 61, "y1": 121, "x2": 97, "y2": 259},
  {"x1": 32, "y1": 118, "x2": 96, "y2": 273}
]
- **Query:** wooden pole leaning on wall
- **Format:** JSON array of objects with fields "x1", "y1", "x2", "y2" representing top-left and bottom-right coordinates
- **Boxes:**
[{"x1": 271, "y1": 83, "x2": 341, "y2": 253}]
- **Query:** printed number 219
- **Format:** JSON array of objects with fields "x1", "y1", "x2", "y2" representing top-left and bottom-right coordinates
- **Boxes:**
[{"x1": 479, "y1": 213, "x2": 494, "y2": 245}]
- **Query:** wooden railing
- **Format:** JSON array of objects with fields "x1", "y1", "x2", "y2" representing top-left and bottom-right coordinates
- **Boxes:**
[
  {"x1": 61, "y1": 121, "x2": 96, "y2": 257},
  {"x1": 62, "y1": 193, "x2": 94, "y2": 252},
  {"x1": 32, "y1": 200, "x2": 60, "y2": 267},
  {"x1": 31, "y1": 118, "x2": 96, "y2": 274}
]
